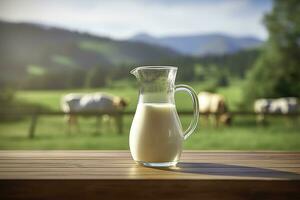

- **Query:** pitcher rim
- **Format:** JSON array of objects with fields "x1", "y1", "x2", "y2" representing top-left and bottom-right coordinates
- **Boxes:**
[{"x1": 130, "y1": 66, "x2": 177, "y2": 75}]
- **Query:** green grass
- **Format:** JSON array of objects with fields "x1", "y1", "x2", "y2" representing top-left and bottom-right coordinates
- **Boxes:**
[
  {"x1": 15, "y1": 81, "x2": 244, "y2": 111},
  {"x1": 1, "y1": 81, "x2": 299, "y2": 150},
  {"x1": 0, "y1": 115, "x2": 299, "y2": 150},
  {"x1": 16, "y1": 87, "x2": 138, "y2": 111}
]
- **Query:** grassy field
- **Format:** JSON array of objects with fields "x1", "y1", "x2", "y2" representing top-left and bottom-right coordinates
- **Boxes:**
[
  {"x1": 0, "y1": 115, "x2": 299, "y2": 150},
  {"x1": 0, "y1": 81, "x2": 300, "y2": 150},
  {"x1": 15, "y1": 81, "x2": 243, "y2": 111}
]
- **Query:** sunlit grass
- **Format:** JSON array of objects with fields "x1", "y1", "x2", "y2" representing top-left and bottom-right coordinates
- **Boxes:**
[
  {"x1": 16, "y1": 80, "x2": 244, "y2": 111},
  {"x1": 0, "y1": 115, "x2": 299, "y2": 150},
  {"x1": 3, "y1": 81, "x2": 299, "y2": 150}
]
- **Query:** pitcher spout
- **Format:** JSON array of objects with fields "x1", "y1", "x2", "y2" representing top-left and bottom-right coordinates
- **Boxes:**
[{"x1": 130, "y1": 67, "x2": 140, "y2": 78}]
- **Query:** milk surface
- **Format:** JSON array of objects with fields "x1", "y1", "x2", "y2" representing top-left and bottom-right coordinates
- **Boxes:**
[{"x1": 129, "y1": 103, "x2": 183, "y2": 163}]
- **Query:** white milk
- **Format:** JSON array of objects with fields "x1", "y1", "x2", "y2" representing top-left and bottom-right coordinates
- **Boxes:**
[{"x1": 129, "y1": 103, "x2": 184, "y2": 163}]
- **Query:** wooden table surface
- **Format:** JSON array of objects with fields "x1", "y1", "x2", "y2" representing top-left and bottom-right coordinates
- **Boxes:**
[{"x1": 0, "y1": 151, "x2": 299, "y2": 199}]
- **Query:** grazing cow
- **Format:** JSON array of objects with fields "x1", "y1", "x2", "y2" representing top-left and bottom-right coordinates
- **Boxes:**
[
  {"x1": 61, "y1": 93, "x2": 128, "y2": 134},
  {"x1": 254, "y1": 97, "x2": 298, "y2": 124},
  {"x1": 198, "y1": 92, "x2": 231, "y2": 127}
]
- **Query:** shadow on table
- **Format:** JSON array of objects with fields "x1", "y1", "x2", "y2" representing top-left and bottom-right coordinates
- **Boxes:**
[{"x1": 159, "y1": 162, "x2": 300, "y2": 179}]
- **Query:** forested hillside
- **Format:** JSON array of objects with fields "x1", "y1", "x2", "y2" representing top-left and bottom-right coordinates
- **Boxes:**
[
  {"x1": 0, "y1": 21, "x2": 179, "y2": 89},
  {"x1": 0, "y1": 21, "x2": 260, "y2": 90}
]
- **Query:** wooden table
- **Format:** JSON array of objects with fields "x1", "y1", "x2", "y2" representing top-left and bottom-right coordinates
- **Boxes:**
[{"x1": 0, "y1": 151, "x2": 299, "y2": 199}]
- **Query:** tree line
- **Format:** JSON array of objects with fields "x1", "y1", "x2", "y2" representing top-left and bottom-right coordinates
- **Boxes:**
[{"x1": 0, "y1": 47, "x2": 259, "y2": 90}]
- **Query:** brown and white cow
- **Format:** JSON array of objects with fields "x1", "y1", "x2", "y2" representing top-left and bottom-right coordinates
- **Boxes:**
[
  {"x1": 61, "y1": 93, "x2": 127, "y2": 134},
  {"x1": 198, "y1": 92, "x2": 231, "y2": 127}
]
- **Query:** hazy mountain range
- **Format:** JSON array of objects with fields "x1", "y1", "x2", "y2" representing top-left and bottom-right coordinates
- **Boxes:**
[
  {"x1": 0, "y1": 21, "x2": 261, "y2": 90},
  {"x1": 0, "y1": 21, "x2": 262, "y2": 76},
  {"x1": 130, "y1": 33, "x2": 263, "y2": 56},
  {"x1": 0, "y1": 21, "x2": 179, "y2": 72}
]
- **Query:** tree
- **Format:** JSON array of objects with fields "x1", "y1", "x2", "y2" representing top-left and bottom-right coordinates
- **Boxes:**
[
  {"x1": 66, "y1": 68, "x2": 87, "y2": 88},
  {"x1": 85, "y1": 66, "x2": 109, "y2": 88},
  {"x1": 245, "y1": 0, "x2": 300, "y2": 101}
]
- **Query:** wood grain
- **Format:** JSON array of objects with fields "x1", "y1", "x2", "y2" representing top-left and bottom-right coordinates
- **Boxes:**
[{"x1": 0, "y1": 151, "x2": 299, "y2": 199}]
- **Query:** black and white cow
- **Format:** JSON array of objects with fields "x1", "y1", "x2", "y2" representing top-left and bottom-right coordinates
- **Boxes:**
[
  {"x1": 254, "y1": 97, "x2": 298, "y2": 124},
  {"x1": 61, "y1": 93, "x2": 127, "y2": 134}
]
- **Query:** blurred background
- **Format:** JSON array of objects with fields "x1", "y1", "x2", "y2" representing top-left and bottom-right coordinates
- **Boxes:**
[{"x1": 0, "y1": 0, "x2": 299, "y2": 150}]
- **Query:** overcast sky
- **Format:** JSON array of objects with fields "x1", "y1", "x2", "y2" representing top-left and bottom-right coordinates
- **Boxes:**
[{"x1": 0, "y1": 0, "x2": 272, "y2": 40}]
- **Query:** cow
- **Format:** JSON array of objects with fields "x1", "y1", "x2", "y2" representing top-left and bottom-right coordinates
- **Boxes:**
[
  {"x1": 198, "y1": 92, "x2": 231, "y2": 127},
  {"x1": 61, "y1": 93, "x2": 128, "y2": 134},
  {"x1": 254, "y1": 97, "x2": 298, "y2": 124}
]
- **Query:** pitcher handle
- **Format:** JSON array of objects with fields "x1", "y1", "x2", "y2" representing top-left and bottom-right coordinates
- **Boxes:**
[{"x1": 175, "y1": 84, "x2": 199, "y2": 140}]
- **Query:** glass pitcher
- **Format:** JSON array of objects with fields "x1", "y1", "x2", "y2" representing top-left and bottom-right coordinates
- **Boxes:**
[{"x1": 129, "y1": 66, "x2": 199, "y2": 167}]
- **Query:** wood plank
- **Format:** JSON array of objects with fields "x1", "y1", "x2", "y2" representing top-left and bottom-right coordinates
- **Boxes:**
[
  {"x1": 0, "y1": 151, "x2": 299, "y2": 199},
  {"x1": 0, "y1": 151, "x2": 299, "y2": 180},
  {"x1": 1, "y1": 180, "x2": 299, "y2": 200},
  {"x1": 0, "y1": 162, "x2": 299, "y2": 168}
]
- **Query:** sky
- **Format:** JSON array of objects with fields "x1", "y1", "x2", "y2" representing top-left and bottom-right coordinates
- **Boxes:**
[{"x1": 0, "y1": 0, "x2": 273, "y2": 40}]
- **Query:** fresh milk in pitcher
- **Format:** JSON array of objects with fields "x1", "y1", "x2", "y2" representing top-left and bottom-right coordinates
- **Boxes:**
[
  {"x1": 129, "y1": 66, "x2": 199, "y2": 167},
  {"x1": 130, "y1": 103, "x2": 183, "y2": 164}
]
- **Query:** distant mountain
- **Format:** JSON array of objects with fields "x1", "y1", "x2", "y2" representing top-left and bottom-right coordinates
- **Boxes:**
[
  {"x1": 0, "y1": 21, "x2": 179, "y2": 71},
  {"x1": 130, "y1": 33, "x2": 263, "y2": 56}
]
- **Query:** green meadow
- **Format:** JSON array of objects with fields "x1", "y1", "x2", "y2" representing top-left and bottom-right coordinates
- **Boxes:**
[
  {"x1": 0, "y1": 81, "x2": 299, "y2": 150},
  {"x1": 15, "y1": 81, "x2": 243, "y2": 111}
]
